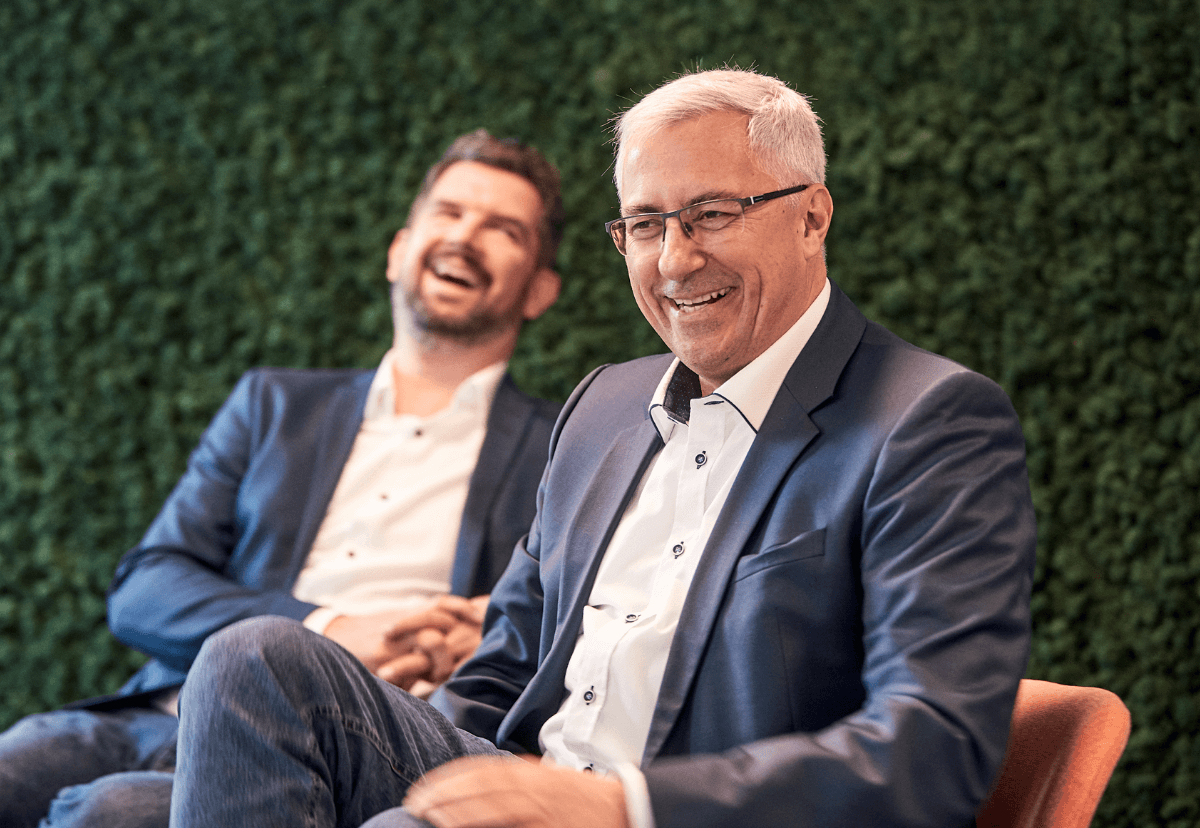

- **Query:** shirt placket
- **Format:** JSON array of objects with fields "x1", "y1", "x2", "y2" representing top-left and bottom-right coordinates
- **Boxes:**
[{"x1": 651, "y1": 403, "x2": 725, "y2": 614}]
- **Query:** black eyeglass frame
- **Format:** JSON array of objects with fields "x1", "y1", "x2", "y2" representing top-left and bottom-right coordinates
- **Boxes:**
[{"x1": 603, "y1": 183, "x2": 810, "y2": 255}]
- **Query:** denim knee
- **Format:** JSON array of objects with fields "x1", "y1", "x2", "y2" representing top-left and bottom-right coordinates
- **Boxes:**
[
  {"x1": 181, "y1": 616, "x2": 327, "y2": 720},
  {"x1": 187, "y1": 617, "x2": 309, "y2": 685},
  {"x1": 195, "y1": 615, "x2": 310, "y2": 667}
]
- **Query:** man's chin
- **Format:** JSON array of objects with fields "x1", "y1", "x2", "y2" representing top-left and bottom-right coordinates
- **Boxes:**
[
  {"x1": 396, "y1": 285, "x2": 513, "y2": 346},
  {"x1": 410, "y1": 309, "x2": 506, "y2": 345}
]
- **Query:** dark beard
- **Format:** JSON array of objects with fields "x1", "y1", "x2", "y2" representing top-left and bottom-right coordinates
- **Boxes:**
[{"x1": 392, "y1": 279, "x2": 510, "y2": 346}]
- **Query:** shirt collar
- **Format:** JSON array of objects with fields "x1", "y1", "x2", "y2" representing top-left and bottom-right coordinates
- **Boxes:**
[
  {"x1": 363, "y1": 349, "x2": 507, "y2": 421},
  {"x1": 648, "y1": 277, "x2": 830, "y2": 440}
]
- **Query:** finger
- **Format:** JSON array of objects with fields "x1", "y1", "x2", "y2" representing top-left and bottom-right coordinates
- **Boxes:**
[
  {"x1": 405, "y1": 759, "x2": 522, "y2": 823},
  {"x1": 443, "y1": 624, "x2": 483, "y2": 666},
  {"x1": 418, "y1": 795, "x2": 528, "y2": 828},
  {"x1": 468, "y1": 595, "x2": 490, "y2": 623},
  {"x1": 386, "y1": 607, "x2": 457, "y2": 640},
  {"x1": 408, "y1": 758, "x2": 629, "y2": 828},
  {"x1": 433, "y1": 594, "x2": 477, "y2": 618},
  {"x1": 444, "y1": 618, "x2": 483, "y2": 651},
  {"x1": 415, "y1": 628, "x2": 455, "y2": 682},
  {"x1": 376, "y1": 652, "x2": 432, "y2": 688}
]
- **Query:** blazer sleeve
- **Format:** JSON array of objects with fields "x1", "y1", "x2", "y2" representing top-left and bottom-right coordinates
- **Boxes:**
[
  {"x1": 106, "y1": 371, "x2": 319, "y2": 674},
  {"x1": 643, "y1": 369, "x2": 1036, "y2": 828}
]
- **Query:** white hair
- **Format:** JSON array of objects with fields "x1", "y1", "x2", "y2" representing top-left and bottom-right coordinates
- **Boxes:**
[{"x1": 613, "y1": 68, "x2": 826, "y2": 199}]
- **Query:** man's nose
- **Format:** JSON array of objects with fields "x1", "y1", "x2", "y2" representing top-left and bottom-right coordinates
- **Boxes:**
[
  {"x1": 444, "y1": 214, "x2": 483, "y2": 244},
  {"x1": 657, "y1": 216, "x2": 706, "y2": 279}
]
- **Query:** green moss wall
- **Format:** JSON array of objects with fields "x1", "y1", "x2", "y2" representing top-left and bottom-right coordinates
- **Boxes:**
[{"x1": 1, "y1": 0, "x2": 1197, "y2": 824}]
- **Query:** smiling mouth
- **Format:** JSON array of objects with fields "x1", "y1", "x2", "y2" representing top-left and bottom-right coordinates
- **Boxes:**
[
  {"x1": 432, "y1": 262, "x2": 476, "y2": 288},
  {"x1": 672, "y1": 288, "x2": 731, "y2": 313},
  {"x1": 427, "y1": 251, "x2": 489, "y2": 291}
]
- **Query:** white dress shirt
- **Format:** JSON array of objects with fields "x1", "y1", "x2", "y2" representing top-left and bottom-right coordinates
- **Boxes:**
[
  {"x1": 294, "y1": 352, "x2": 506, "y2": 630},
  {"x1": 539, "y1": 279, "x2": 830, "y2": 828}
]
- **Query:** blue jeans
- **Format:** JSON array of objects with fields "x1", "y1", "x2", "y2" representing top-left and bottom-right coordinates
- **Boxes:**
[
  {"x1": 169, "y1": 616, "x2": 507, "y2": 828},
  {"x1": 0, "y1": 705, "x2": 176, "y2": 828}
]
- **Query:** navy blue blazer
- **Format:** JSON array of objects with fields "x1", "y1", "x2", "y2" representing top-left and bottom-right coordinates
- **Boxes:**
[
  {"x1": 436, "y1": 283, "x2": 1036, "y2": 828},
  {"x1": 89, "y1": 366, "x2": 558, "y2": 708}
]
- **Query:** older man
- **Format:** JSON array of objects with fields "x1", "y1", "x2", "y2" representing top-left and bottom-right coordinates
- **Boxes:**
[
  {"x1": 0, "y1": 130, "x2": 563, "y2": 828},
  {"x1": 168, "y1": 69, "x2": 1035, "y2": 828}
]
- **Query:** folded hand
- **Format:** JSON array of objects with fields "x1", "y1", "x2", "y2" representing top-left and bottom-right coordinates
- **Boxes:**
[{"x1": 404, "y1": 756, "x2": 630, "y2": 828}]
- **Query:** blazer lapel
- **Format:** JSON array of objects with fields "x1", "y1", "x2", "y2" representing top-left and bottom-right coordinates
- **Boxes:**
[
  {"x1": 502, "y1": 415, "x2": 663, "y2": 741},
  {"x1": 555, "y1": 416, "x2": 664, "y2": 631},
  {"x1": 285, "y1": 371, "x2": 373, "y2": 584},
  {"x1": 450, "y1": 374, "x2": 531, "y2": 596},
  {"x1": 642, "y1": 282, "x2": 868, "y2": 762}
]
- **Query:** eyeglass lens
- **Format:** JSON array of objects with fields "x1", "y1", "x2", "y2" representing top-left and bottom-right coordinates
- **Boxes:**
[{"x1": 610, "y1": 199, "x2": 744, "y2": 254}]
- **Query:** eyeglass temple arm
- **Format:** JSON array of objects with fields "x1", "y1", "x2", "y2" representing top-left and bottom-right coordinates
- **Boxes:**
[{"x1": 745, "y1": 183, "x2": 810, "y2": 206}]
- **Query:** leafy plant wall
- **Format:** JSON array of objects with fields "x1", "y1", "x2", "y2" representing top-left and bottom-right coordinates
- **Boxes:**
[{"x1": 1, "y1": 0, "x2": 1197, "y2": 824}]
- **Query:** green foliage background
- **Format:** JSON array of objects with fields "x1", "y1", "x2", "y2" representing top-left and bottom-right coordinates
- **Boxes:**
[{"x1": 1, "y1": 0, "x2": 1197, "y2": 823}]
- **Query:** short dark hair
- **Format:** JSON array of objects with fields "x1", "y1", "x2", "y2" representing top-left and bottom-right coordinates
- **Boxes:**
[{"x1": 410, "y1": 129, "x2": 564, "y2": 269}]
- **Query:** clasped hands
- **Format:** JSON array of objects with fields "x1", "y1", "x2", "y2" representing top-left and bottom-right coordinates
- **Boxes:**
[{"x1": 323, "y1": 594, "x2": 488, "y2": 690}]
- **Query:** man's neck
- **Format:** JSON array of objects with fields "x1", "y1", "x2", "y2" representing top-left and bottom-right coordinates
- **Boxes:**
[{"x1": 389, "y1": 334, "x2": 512, "y2": 417}]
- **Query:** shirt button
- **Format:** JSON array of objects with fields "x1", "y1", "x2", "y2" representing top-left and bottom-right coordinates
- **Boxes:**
[
  {"x1": 625, "y1": 613, "x2": 639, "y2": 623},
  {"x1": 695, "y1": 451, "x2": 707, "y2": 468},
  {"x1": 672, "y1": 542, "x2": 685, "y2": 558},
  {"x1": 583, "y1": 764, "x2": 595, "y2": 773},
  {"x1": 583, "y1": 687, "x2": 595, "y2": 703}
]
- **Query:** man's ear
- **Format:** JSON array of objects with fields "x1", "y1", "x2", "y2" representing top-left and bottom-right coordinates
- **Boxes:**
[
  {"x1": 385, "y1": 228, "x2": 410, "y2": 283},
  {"x1": 521, "y1": 267, "x2": 562, "y2": 321},
  {"x1": 801, "y1": 186, "x2": 833, "y2": 258}
]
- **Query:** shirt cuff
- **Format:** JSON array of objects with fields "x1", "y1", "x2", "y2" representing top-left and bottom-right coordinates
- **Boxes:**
[
  {"x1": 611, "y1": 762, "x2": 655, "y2": 828},
  {"x1": 303, "y1": 606, "x2": 340, "y2": 636}
]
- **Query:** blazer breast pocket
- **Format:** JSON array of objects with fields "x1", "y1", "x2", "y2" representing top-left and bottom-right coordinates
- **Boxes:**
[{"x1": 733, "y1": 528, "x2": 826, "y2": 581}]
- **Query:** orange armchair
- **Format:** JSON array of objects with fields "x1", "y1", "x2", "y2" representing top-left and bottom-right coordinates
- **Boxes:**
[{"x1": 976, "y1": 679, "x2": 1131, "y2": 828}]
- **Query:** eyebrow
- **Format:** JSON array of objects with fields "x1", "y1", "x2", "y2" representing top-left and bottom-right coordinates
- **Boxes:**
[
  {"x1": 486, "y1": 211, "x2": 535, "y2": 236},
  {"x1": 621, "y1": 190, "x2": 736, "y2": 217},
  {"x1": 431, "y1": 198, "x2": 535, "y2": 239}
]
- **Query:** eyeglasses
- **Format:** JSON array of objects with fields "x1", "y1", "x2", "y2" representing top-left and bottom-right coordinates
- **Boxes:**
[{"x1": 603, "y1": 184, "x2": 809, "y2": 256}]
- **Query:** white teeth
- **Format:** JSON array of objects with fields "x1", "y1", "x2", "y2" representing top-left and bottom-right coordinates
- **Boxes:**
[
  {"x1": 674, "y1": 288, "x2": 730, "y2": 312},
  {"x1": 431, "y1": 261, "x2": 477, "y2": 286}
]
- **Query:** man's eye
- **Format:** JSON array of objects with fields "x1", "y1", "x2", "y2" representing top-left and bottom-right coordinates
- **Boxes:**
[
  {"x1": 483, "y1": 226, "x2": 522, "y2": 246},
  {"x1": 690, "y1": 207, "x2": 739, "y2": 228},
  {"x1": 627, "y1": 217, "x2": 663, "y2": 238}
]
